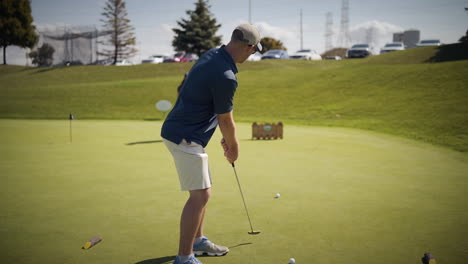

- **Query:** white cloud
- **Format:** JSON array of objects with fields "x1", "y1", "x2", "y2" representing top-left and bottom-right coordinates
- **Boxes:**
[
  {"x1": 255, "y1": 22, "x2": 298, "y2": 47},
  {"x1": 134, "y1": 23, "x2": 175, "y2": 63},
  {"x1": 347, "y1": 20, "x2": 405, "y2": 53}
]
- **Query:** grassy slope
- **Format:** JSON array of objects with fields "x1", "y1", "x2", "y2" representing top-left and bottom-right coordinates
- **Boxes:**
[{"x1": 0, "y1": 45, "x2": 467, "y2": 151}]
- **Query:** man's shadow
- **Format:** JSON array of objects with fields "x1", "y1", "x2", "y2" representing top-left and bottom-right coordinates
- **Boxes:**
[
  {"x1": 135, "y1": 243, "x2": 252, "y2": 264},
  {"x1": 135, "y1": 255, "x2": 176, "y2": 264},
  {"x1": 126, "y1": 140, "x2": 163, "y2": 145}
]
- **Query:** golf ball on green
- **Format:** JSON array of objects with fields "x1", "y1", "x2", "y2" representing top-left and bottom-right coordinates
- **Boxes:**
[
  {"x1": 289, "y1": 258, "x2": 295, "y2": 264},
  {"x1": 275, "y1": 193, "x2": 281, "y2": 198}
]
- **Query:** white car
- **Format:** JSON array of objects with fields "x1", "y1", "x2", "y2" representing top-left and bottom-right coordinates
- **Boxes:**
[
  {"x1": 115, "y1": 59, "x2": 133, "y2": 66},
  {"x1": 417, "y1": 39, "x2": 441, "y2": 47},
  {"x1": 290, "y1": 49, "x2": 322, "y2": 60},
  {"x1": 325, "y1": 56, "x2": 342, "y2": 60},
  {"x1": 141, "y1": 55, "x2": 166, "y2": 64},
  {"x1": 380, "y1": 42, "x2": 405, "y2": 54},
  {"x1": 247, "y1": 52, "x2": 262, "y2": 61}
]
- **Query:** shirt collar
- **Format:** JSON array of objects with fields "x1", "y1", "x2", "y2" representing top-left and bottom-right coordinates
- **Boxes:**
[{"x1": 219, "y1": 45, "x2": 238, "y2": 74}]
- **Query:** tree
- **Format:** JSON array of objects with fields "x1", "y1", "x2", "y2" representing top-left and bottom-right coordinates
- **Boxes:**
[
  {"x1": 260, "y1": 37, "x2": 287, "y2": 53},
  {"x1": 459, "y1": 29, "x2": 468, "y2": 43},
  {"x1": 28, "y1": 43, "x2": 55, "y2": 67},
  {"x1": 99, "y1": 0, "x2": 137, "y2": 65},
  {"x1": 0, "y1": 0, "x2": 38, "y2": 65},
  {"x1": 172, "y1": 0, "x2": 222, "y2": 56}
]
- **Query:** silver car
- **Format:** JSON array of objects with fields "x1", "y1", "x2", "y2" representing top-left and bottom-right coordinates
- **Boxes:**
[
  {"x1": 347, "y1": 44, "x2": 372, "y2": 58},
  {"x1": 380, "y1": 42, "x2": 405, "y2": 54},
  {"x1": 261, "y1": 49, "x2": 289, "y2": 60}
]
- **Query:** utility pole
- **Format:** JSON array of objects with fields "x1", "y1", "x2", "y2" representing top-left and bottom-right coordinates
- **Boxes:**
[
  {"x1": 249, "y1": 0, "x2": 252, "y2": 23},
  {"x1": 325, "y1": 12, "x2": 333, "y2": 52},
  {"x1": 338, "y1": 0, "x2": 351, "y2": 47},
  {"x1": 300, "y1": 9, "x2": 303, "y2": 50}
]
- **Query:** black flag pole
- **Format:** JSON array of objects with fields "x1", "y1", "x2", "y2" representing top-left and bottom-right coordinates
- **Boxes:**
[{"x1": 69, "y1": 113, "x2": 74, "y2": 143}]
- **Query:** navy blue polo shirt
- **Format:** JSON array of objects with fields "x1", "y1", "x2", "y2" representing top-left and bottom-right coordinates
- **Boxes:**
[{"x1": 161, "y1": 46, "x2": 238, "y2": 147}]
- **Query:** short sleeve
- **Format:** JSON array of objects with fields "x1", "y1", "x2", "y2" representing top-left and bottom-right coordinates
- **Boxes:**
[{"x1": 211, "y1": 70, "x2": 238, "y2": 114}]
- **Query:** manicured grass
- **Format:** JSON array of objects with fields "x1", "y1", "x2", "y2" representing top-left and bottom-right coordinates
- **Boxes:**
[
  {"x1": 0, "y1": 45, "x2": 467, "y2": 152},
  {"x1": 1, "y1": 120, "x2": 467, "y2": 264}
]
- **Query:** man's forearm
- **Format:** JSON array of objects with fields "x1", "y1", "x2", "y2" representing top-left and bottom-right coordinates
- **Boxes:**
[
  {"x1": 218, "y1": 111, "x2": 239, "y2": 163},
  {"x1": 219, "y1": 115, "x2": 238, "y2": 146}
]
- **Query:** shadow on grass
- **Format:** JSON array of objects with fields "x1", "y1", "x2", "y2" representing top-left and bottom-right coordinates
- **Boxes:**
[
  {"x1": 134, "y1": 243, "x2": 252, "y2": 264},
  {"x1": 427, "y1": 42, "x2": 468, "y2": 62},
  {"x1": 126, "y1": 140, "x2": 163, "y2": 145},
  {"x1": 241, "y1": 138, "x2": 282, "y2": 142},
  {"x1": 135, "y1": 255, "x2": 176, "y2": 264},
  {"x1": 32, "y1": 67, "x2": 57, "y2": 74},
  {"x1": 228, "y1": 242, "x2": 253, "y2": 248}
]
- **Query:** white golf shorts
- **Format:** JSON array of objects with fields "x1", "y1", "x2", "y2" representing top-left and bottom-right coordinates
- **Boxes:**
[{"x1": 163, "y1": 138, "x2": 212, "y2": 191}]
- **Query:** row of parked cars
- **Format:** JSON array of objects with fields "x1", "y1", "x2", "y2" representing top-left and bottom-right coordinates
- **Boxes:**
[
  {"x1": 248, "y1": 49, "x2": 324, "y2": 61},
  {"x1": 131, "y1": 38, "x2": 443, "y2": 65},
  {"x1": 141, "y1": 52, "x2": 199, "y2": 64},
  {"x1": 347, "y1": 39, "x2": 442, "y2": 58},
  {"x1": 141, "y1": 49, "x2": 325, "y2": 64}
]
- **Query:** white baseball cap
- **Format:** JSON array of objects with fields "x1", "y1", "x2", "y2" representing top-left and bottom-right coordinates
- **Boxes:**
[{"x1": 231, "y1": 24, "x2": 262, "y2": 53}]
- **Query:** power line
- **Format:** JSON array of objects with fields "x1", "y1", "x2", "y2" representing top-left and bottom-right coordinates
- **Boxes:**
[
  {"x1": 300, "y1": 9, "x2": 303, "y2": 50},
  {"x1": 325, "y1": 12, "x2": 333, "y2": 52},
  {"x1": 338, "y1": 0, "x2": 351, "y2": 48}
]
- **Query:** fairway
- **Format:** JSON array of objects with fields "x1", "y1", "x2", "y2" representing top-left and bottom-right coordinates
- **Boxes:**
[{"x1": 1, "y1": 119, "x2": 467, "y2": 264}]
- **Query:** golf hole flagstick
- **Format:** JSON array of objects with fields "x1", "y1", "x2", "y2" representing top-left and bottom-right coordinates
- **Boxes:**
[{"x1": 231, "y1": 163, "x2": 261, "y2": 235}]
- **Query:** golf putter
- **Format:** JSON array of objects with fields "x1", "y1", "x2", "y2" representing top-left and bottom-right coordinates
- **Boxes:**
[{"x1": 231, "y1": 162, "x2": 261, "y2": 235}]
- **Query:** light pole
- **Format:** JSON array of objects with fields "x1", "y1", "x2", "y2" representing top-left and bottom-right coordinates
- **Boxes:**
[{"x1": 249, "y1": 0, "x2": 252, "y2": 23}]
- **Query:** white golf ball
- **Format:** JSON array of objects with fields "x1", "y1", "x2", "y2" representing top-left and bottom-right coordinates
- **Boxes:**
[
  {"x1": 289, "y1": 258, "x2": 295, "y2": 264},
  {"x1": 275, "y1": 193, "x2": 281, "y2": 198}
]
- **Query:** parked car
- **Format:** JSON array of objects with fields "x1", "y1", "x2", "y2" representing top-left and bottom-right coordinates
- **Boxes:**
[
  {"x1": 94, "y1": 58, "x2": 113, "y2": 65},
  {"x1": 347, "y1": 44, "x2": 372, "y2": 58},
  {"x1": 163, "y1": 52, "x2": 186, "y2": 63},
  {"x1": 261, "y1": 49, "x2": 289, "y2": 60},
  {"x1": 417, "y1": 39, "x2": 441, "y2": 47},
  {"x1": 290, "y1": 49, "x2": 321, "y2": 60},
  {"x1": 180, "y1": 53, "x2": 199, "y2": 62},
  {"x1": 247, "y1": 52, "x2": 262, "y2": 61},
  {"x1": 141, "y1": 55, "x2": 166, "y2": 64},
  {"x1": 115, "y1": 59, "x2": 132, "y2": 66},
  {"x1": 325, "y1": 55, "x2": 342, "y2": 60},
  {"x1": 380, "y1": 42, "x2": 405, "y2": 54}
]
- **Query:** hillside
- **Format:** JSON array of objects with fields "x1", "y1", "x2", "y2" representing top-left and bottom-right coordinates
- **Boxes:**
[{"x1": 1, "y1": 45, "x2": 467, "y2": 151}]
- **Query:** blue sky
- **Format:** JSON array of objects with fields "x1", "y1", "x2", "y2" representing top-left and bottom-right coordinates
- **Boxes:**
[{"x1": 4, "y1": 0, "x2": 468, "y2": 64}]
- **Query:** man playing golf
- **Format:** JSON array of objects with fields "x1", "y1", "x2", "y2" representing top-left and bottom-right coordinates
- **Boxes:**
[{"x1": 161, "y1": 24, "x2": 262, "y2": 264}]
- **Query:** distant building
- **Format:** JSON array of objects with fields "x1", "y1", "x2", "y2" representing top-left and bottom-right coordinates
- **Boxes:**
[{"x1": 393, "y1": 29, "x2": 420, "y2": 48}]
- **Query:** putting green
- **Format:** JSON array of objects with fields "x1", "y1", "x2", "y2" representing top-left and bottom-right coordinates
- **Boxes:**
[{"x1": 1, "y1": 119, "x2": 467, "y2": 264}]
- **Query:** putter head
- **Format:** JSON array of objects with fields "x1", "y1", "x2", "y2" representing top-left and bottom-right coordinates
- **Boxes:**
[{"x1": 248, "y1": 231, "x2": 261, "y2": 235}]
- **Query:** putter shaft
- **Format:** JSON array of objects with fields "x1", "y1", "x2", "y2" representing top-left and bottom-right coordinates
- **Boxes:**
[{"x1": 231, "y1": 163, "x2": 259, "y2": 234}]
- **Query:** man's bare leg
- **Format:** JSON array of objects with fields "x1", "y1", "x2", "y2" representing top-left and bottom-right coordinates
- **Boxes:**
[
  {"x1": 178, "y1": 188, "x2": 211, "y2": 256},
  {"x1": 195, "y1": 207, "x2": 206, "y2": 239}
]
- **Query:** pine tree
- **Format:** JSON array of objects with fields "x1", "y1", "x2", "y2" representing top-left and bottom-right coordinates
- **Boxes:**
[
  {"x1": 99, "y1": 0, "x2": 137, "y2": 64},
  {"x1": 172, "y1": 0, "x2": 222, "y2": 57},
  {"x1": 0, "y1": 0, "x2": 38, "y2": 65}
]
